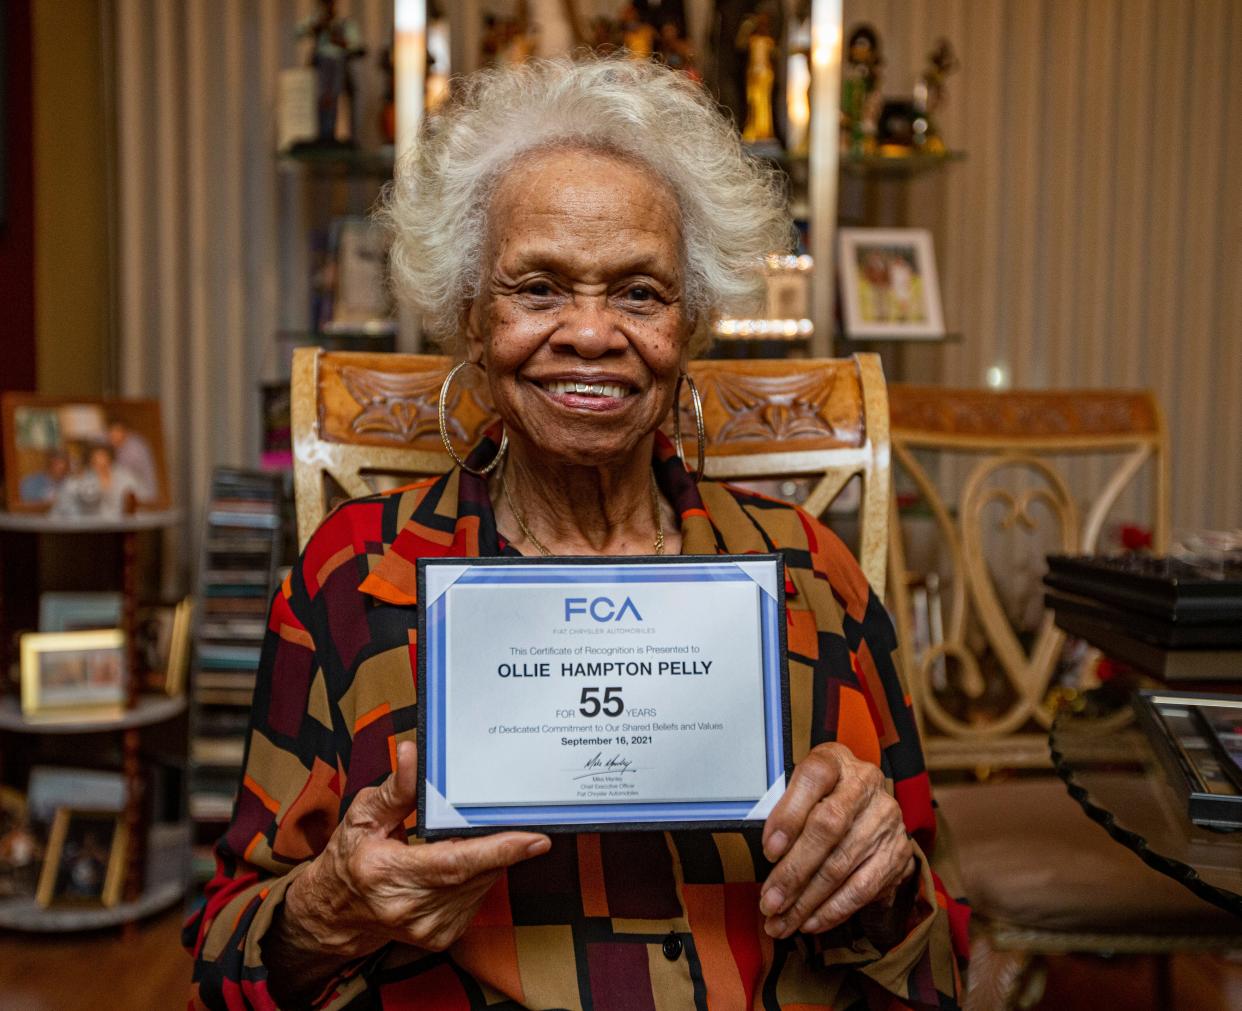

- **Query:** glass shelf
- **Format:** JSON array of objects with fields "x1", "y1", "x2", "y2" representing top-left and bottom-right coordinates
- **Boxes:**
[
  {"x1": 841, "y1": 151, "x2": 966, "y2": 179},
  {"x1": 276, "y1": 144, "x2": 395, "y2": 179}
]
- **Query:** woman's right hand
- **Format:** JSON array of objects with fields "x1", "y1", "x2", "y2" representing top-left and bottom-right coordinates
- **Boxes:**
[{"x1": 283, "y1": 739, "x2": 550, "y2": 960}]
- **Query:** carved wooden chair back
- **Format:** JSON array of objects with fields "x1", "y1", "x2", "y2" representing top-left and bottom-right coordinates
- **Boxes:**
[
  {"x1": 291, "y1": 348, "x2": 891, "y2": 593},
  {"x1": 885, "y1": 385, "x2": 1169, "y2": 771}
]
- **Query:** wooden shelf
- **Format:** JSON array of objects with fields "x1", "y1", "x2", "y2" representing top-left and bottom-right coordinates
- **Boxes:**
[
  {"x1": 0, "y1": 509, "x2": 183, "y2": 533},
  {"x1": 0, "y1": 694, "x2": 186, "y2": 734},
  {"x1": 0, "y1": 881, "x2": 184, "y2": 933}
]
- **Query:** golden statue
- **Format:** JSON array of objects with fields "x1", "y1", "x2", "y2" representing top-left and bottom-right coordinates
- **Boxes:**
[{"x1": 737, "y1": 13, "x2": 776, "y2": 144}]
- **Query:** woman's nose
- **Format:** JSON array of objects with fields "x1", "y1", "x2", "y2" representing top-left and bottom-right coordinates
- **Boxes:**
[{"x1": 550, "y1": 298, "x2": 629, "y2": 358}]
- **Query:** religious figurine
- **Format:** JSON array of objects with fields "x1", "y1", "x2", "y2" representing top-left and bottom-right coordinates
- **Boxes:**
[
  {"x1": 297, "y1": 0, "x2": 366, "y2": 146},
  {"x1": 840, "y1": 22, "x2": 883, "y2": 155},
  {"x1": 737, "y1": 10, "x2": 777, "y2": 144},
  {"x1": 912, "y1": 38, "x2": 959, "y2": 153},
  {"x1": 620, "y1": 4, "x2": 658, "y2": 58}
]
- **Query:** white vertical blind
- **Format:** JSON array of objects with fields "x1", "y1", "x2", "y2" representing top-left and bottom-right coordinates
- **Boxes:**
[{"x1": 845, "y1": 0, "x2": 1242, "y2": 532}]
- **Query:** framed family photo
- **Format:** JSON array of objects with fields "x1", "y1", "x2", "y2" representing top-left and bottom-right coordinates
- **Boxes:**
[
  {"x1": 20, "y1": 629, "x2": 127, "y2": 721},
  {"x1": 35, "y1": 808, "x2": 128, "y2": 908},
  {"x1": 837, "y1": 228, "x2": 945, "y2": 339},
  {"x1": 1, "y1": 394, "x2": 169, "y2": 516}
]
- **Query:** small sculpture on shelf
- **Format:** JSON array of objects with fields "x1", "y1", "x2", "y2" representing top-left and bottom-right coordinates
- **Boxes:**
[
  {"x1": 912, "y1": 38, "x2": 959, "y2": 154},
  {"x1": 840, "y1": 23, "x2": 883, "y2": 155},
  {"x1": 737, "y1": 9, "x2": 778, "y2": 145},
  {"x1": 297, "y1": 0, "x2": 366, "y2": 147}
]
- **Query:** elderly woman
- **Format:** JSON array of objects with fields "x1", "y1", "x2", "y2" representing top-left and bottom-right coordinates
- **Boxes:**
[{"x1": 185, "y1": 59, "x2": 966, "y2": 1009}]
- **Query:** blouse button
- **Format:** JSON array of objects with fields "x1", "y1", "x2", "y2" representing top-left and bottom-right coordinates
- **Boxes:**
[{"x1": 662, "y1": 931, "x2": 682, "y2": 961}]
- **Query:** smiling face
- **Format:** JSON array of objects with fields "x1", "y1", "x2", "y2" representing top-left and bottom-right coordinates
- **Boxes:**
[{"x1": 465, "y1": 147, "x2": 690, "y2": 469}]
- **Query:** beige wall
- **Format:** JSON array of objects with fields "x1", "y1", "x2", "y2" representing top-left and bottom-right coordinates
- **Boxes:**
[
  {"x1": 32, "y1": 0, "x2": 111, "y2": 397},
  {"x1": 845, "y1": 0, "x2": 1242, "y2": 532}
]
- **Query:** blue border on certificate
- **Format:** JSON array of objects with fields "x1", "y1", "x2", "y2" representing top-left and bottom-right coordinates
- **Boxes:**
[{"x1": 417, "y1": 555, "x2": 790, "y2": 835}]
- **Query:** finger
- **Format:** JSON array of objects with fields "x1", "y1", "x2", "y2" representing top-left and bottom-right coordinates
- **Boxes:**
[
  {"x1": 760, "y1": 759, "x2": 878, "y2": 917},
  {"x1": 414, "y1": 832, "x2": 551, "y2": 887},
  {"x1": 763, "y1": 794, "x2": 897, "y2": 926},
  {"x1": 350, "y1": 740, "x2": 420, "y2": 835},
  {"x1": 762, "y1": 746, "x2": 844, "y2": 862},
  {"x1": 796, "y1": 845, "x2": 915, "y2": 935}
]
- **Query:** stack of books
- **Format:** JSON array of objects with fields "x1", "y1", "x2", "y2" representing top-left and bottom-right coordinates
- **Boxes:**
[
  {"x1": 189, "y1": 469, "x2": 285, "y2": 873},
  {"x1": 1045, "y1": 554, "x2": 1242, "y2": 681}
]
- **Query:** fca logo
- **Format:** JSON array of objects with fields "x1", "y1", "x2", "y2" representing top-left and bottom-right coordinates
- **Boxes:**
[{"x1": 563, "y1": 596, "x2": 643, "y2": 622}]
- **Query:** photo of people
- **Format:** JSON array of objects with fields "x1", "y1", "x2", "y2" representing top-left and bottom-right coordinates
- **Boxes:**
[
  {"x1": 20, "y1": 630, "x2": 128, "y2": 718},
  {"x1": 855, "y1": 246, "x2": 926, "y2": 324},
  {"x1": 1, "y1": 396, "x2": 169, "y2": 516},
  {"x1": 837, "y1": 227, "x2": 946, "y2": 339},
  {"x1": 36, "y1": 809, "x2": 127, "y2": 908}
]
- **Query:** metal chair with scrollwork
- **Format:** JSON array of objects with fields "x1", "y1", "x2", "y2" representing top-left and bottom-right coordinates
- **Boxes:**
[
  {"x1": 885, "y1": 384, "x2": 1171, "y2": 771},
  {"x1": 883, "y1": 385, "x2": 1242, "y2": 1008},
  {"x1": 289, "y1": 348, "x2": 891, "y2": 595}
]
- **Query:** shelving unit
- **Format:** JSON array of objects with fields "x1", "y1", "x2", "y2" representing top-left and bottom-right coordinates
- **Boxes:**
[
  {"x1": 188, "y1": 470, "x2": 283, "y2": 884},
  {"x1": 0, "y1": 509, "x2": 188, "y2": 931}
]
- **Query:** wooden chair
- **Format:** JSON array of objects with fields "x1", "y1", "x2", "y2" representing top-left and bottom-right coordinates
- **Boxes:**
[
  {"x1": 885, "y1": 385, "x2": 1170, "y2": 771},
  {"x1": 290, "y1": 348, "x2": 891, "y2": 593}
]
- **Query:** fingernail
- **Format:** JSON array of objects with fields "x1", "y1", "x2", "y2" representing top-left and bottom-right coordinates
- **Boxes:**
[
  {"x1": 527, "y1": 838, "x2": 550, "y2": 857},
  {"x1": 760, "y1": 887, "x2": 783, "y2": 915},
  {"x1": 802, "y1": 916, "x2": 820, "y2": 933},
  {"x1": 764, "y1": 916, "x2": 786, "y2": 938},
  {"x1": 764, "y1": 831, "x2": 788, "y2": 860}
]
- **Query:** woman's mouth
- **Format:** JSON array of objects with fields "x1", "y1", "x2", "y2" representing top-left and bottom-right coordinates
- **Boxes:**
[
  {"x1": 540, "y1": 379, "x2": 634, "y2": 399},
  {"x1": 530, "y1": 378, "x2": 638, "y2": 411}
]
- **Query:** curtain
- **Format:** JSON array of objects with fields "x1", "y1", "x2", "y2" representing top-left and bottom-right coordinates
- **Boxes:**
[
  {"x1": 844, "y1": 0, "x2": 1242, "y2": 534},
  {"x1": 113, "y1": 0, "x2": 393, "y2": 584}
]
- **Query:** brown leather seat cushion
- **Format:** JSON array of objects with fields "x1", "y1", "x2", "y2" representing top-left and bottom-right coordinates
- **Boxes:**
[{"x1": 936, "y1": 779, "x2": 1242, "y2": 934}]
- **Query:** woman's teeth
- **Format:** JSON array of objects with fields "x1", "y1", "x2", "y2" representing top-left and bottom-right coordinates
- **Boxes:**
[{"x1": 542, "y1": 380, "x2": 631, "y2": 399}]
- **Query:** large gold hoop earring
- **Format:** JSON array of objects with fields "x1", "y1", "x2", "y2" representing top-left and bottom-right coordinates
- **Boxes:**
[
  {"x1": 438, "y1": 361, "x2": 508, "y2": 476},
  {"x1": 673, "y1": 371, "x2": 706, "y2": 482}
]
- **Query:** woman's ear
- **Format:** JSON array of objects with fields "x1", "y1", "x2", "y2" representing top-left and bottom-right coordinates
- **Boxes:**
[{"x1": 463, "y1": 302, "x2": 485, "y2": 365}]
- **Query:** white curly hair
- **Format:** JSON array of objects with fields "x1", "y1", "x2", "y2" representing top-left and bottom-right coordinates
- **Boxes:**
[{"x1": 377, "y1": 56, "x2": 792, "y2": 354}]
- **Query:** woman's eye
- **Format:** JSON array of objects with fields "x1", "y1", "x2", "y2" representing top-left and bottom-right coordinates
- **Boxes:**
[
  {"x1": 625, "y1": 286, "x2": 654, "y2": 302},
  {"x1": 524, "y1": 282, "x2": 553, "y2": 298}
]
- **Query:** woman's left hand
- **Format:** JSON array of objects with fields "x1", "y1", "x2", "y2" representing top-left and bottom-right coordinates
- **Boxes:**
[{"x1": 759, "y1": 742, "x2": 916, "y2": 939}]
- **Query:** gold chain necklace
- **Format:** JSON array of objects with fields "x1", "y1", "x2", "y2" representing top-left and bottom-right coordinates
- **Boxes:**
[{"x1": 501, "y1": 467, "x2": 665, "y2": 556}]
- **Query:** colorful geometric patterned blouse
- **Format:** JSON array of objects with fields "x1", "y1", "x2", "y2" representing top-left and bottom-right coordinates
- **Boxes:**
[{"x1": 184, "y1": 433, "x2": 968, "y2": 1010}]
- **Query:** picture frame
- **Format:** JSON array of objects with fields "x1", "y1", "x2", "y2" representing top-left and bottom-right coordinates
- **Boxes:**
[
  {"x1": 26, "y1": 767, "x2": 126, "y2": 823},
  {"x1": 1, "y1": 393, "x2": 170, "y2": 515},
  {"x1": 19, "y1": 629, "x2": 127, "y2": 722},
  {"x1": 322, "y1": 216, "x2": 395, "y2": 334},
  {"x1": 837, "y1": 228, "x2": 945, "y2": 339},
  {"x1": 38, "y1": 592, "x2": 124, "y2": 633},
  {"x1": 162, "y1": 597, "x2": 194, "y2": 698},
  {"x1": 35, "y1": 807, "x2": 128, "y2": 908}
]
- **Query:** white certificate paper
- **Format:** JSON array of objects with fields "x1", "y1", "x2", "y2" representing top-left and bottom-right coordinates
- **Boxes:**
[{"x1": 417, "y1": 556, "x2": 790, "y2": 836}]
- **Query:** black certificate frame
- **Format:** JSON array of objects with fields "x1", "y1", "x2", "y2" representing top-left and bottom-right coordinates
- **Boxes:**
[{"x1": 416, "y1": 553, "x2": 792, "y2": 838}]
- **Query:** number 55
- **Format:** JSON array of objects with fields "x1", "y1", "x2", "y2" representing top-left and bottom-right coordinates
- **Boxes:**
[{"x1": 579, "y1": 686, "x2": 625, "y2": 718}]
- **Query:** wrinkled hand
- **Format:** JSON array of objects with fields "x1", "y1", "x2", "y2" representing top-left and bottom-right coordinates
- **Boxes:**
[
  {"x1": 759, "y1": 742, "x2": 915, "y2": 939},
  {"x1": 286, "y1": 740, "x2": 550, "y2": 958}
]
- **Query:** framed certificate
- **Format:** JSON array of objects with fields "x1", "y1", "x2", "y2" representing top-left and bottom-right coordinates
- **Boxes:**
[{"x1": 417, "y1": 555, "x2": 791, "y2": 837}]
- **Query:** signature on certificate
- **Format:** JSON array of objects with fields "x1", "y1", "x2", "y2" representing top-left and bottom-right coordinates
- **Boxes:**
[{"x1": 572, "y1": 752, "x2": 636, "y2": 780}]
